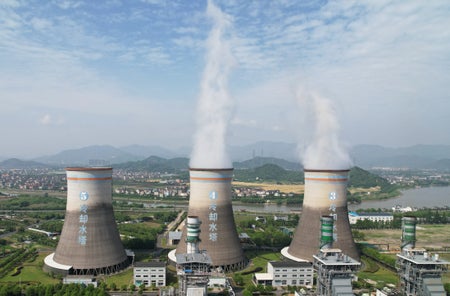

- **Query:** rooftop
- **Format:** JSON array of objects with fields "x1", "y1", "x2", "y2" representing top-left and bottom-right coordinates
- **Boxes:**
[
  {"x1": 269, "y1": 260, "x2": 312, "y2": 268},
  {"x1": 313, "y1": 249, "x2": 361, "y2": 266},
  {"x1": 134, "y1": 261, "x2": 166, "y2": 268},
  {"x1": 176, "y1": 252, "x2": 212, "y2": 265},
  {"x1": 397, "y1": 249, "x2": 450, "y2": 265}
]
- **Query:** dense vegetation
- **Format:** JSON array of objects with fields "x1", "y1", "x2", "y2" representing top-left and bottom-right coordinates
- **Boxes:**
[
  {"x1": 236, "y1": 215, "x2": 298, "y2": 248},
  {"x1": 0, "y1": 195, "x2": 66, "y2": 211},
  {"x1": 115, "y1": 156, "x2": 189, "y2": 173},
  {"x1": 117, "y1": 211, "x2": 178, "y2": 249},
  {"x1": 0, "y1": 247, "x2": 37, "y2": 279},
  {"x1": 0, "y1": 282, "x2": 109, "y2": 296},
  {"x1": 348, "y1": 167, "x2": 394, "y2": 190},
  {"x1": 234, "y1": 194, "x2": 303, "y2": 205},
  {"x1": 234, "y1": 164, "x2": 303, "y2": 183},
  {"x1": 361, "y1": 246, "x2": 397, "y2": 270},
  {"x1": 351, "y1": 210, "x2": 450, "y2": 231}
]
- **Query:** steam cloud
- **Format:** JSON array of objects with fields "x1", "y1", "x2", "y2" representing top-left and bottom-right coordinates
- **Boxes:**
[
  {"x1": 297, "y1": 88, "x2": 352, "y2": 170},
  {"x1": 190, "y1": 0, "x2": 235, "y2": 169}
]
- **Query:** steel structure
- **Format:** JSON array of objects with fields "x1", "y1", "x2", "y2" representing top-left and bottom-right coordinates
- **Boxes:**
[{"x1": 44, "y1": 167, "x2": 129, "y2": 276}]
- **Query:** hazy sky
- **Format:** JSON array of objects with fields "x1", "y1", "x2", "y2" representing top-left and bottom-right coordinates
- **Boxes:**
[{"x1": 1, "y1": 0, "x2": 449, "y2": 158}]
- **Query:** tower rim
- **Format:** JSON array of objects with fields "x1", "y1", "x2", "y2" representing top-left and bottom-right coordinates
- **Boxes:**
[
  {"x1": 189, "y1": 167, "x2": 233, "y2": 172},
  {"x1": 304, "y1": 169, "x2": 350, "y2": 173},
  {"x1": 65, "y1": 167, "x2": 112, "y2": 171}
]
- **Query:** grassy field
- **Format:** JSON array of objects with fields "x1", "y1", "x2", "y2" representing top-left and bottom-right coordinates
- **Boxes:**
[
  {"x1": 233, "y1": 181, "x2": 304, "y2": 194},
  {"x1": 102, "y1": 268, "x2": 134, "y2": 289},
  {"x1": 235, "y1": 250, "x2": 283, "y2": 285},
  {"x1": 360, "y1": 224, "x2": 450, "y2": 250},
  {"x1": 0, "y1": 252, "x2": 59, "y2": 285},
  {"x1": 358, "y1": 265, "x2": 398, "y2": 288}
]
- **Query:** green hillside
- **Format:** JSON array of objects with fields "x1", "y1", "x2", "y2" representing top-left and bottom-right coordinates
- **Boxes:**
[
  {"x1": 349, "y1": 166, "x2": 397, "y2": 193},
  {"x1": 234, "y1": 163, "x2": 302, "y2": 183}
]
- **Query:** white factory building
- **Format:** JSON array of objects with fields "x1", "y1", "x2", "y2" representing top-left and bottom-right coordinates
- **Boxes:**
[
  {"x1": 133, "y1": 261, "x2": 166, "y2": 287},
  {"x1": 348, "y1": 212, "x2": 393, "y2": 225},
  {"x1": 253, "y1": 261, "x2": 314, "y2": 287}
]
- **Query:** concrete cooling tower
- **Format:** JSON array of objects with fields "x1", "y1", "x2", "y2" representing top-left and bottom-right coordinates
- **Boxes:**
[
  {"x1": 174, "y1": 168, "x2": 247, "y2": 271},
  {"x1": 282, "y1": 169, "x2": 359, "y2": 262},
  {"x1": 44, "y1": 167, "x2": 130, "y2": 275}
]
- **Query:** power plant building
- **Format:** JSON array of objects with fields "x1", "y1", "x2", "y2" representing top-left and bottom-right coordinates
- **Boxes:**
[
  {"x1": 44, "y1": 167, "x2": 130, "y2": 276},
  {"x1": 396, "y1": 216, "x2": 449, "y2": 295},
  {"x1": 176, "y1": 216, "x2": 212, "y2": 296},
  {"x1": 313, "y1": 216, "x2": 360, "y2": 296},
  {"x1": 172, "y1": 168, "x2": 247, "y2": 272},
  {"x1": 283, "y1": 169, "x2": 359, "y2": 262}
]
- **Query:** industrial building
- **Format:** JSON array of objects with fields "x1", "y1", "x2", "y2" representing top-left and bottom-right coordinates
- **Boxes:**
[
  {"x1": 313, "y1": 249, "x2": 360, "y2": 296},
  {"x1": 172, "y1": 168, "x2": 247, "y2": 271},
  {"x1": 348, "y1": 211, "x2": 393, "y2": 225},
  {"x1": 312, "y1": 215, "x2": 360, "y2": 296},
  {"x1": 176, "y1": 216, "x2": 212, "y2": 296},
  {"x1": 253, "y1": 260, "x2": 314, "y2": 287},
  {"x1": 44, "y1": 167, "x2": 130, "y2": 276},
  {"x1": 396, "y1": 216, "x2": 449, "y2": 295},
  {"x1": 134, "y1": 261, "x2": 166, "y2": 287},
  {"x1": 282, "y1": 169, "x2": 359, "y2": 262}
]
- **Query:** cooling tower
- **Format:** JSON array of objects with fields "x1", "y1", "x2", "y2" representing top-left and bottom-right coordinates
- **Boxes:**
[
  {"x1": 175, "y1": 168, "x2": 247, "y2": 271},
  {"x1": 283, "y1": 169, "x2": 359, "y2": 262},
  {"x1": 44, "y1": 167, "x2": 129, "y2": 275}
]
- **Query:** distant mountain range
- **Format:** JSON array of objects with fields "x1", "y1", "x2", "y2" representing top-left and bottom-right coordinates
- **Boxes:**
[
  {"x1": 1, "y1": 142, "x2": 450, "y2": 170},
  {"x1": 0, "y1": 158, "x2": 50, "y2": 169}
]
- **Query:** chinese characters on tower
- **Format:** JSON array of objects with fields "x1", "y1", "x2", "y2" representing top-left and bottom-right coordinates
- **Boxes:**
[
  {"x1": 209, "y1": 191, "x2": 218, "y2": 242},
  {"x1": 79, "y1": 191, "x2": 89, "y2": 246}
]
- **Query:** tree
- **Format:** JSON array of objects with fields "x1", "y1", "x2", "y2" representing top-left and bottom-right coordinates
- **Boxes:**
[
  {"x1": 109, "y1": 283, "x2": 117, "y2": 291},
  {"x1": 233, "y1": 273, "x2": 244, "y2": 286},
  {"x1": 129, "y1": 284, "x2": 136, "y2": 292}
]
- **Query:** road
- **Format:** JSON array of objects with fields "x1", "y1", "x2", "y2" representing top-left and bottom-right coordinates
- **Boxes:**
[{"x1": 156, "y1": 210, "x2": 185, "y2": 249}]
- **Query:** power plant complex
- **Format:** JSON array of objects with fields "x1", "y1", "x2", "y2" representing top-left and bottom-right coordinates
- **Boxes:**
[
  {"x1": 282, "y1": 169, "x2": 359, "y2": 262},
  {"x1": 44, "y1": 167, "x2": 130, "y2": 276},
  {"x1": 170, "y1": 168, "x2": 247, "y2": 272},
  {"x1": 39, "y1": 165, "x2": 450, "y2": 295}
]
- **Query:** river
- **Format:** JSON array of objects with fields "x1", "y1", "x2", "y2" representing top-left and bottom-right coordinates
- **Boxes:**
[
  {"x1": 231, "y1": 186, "x2": 450, "y2": 214},
  {"x1": 348, "y1": 186, "x2": 450, "y2": 211},
  {"x1": 142, "y1": 186, "x2": 450, "y2": 214}
]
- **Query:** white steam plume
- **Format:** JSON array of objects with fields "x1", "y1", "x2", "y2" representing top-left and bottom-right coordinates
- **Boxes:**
[
  {"x1": 297, "y1": 88, "x2": 352, "y2": 170},
  {"x1": 190, "y1": 0, "x2": 235, "y2": 169}
]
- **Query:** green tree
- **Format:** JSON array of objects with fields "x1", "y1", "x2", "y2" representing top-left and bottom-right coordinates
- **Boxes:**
[
  {"x1": 233, "y1": 273, "x2": 244, "y2": 286},
  {"x1": 109, "y1": 283, "x2": 117, "y2": 291}
]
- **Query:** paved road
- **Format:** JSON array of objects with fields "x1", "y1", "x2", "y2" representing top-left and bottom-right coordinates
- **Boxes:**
[{"x1": 156, "y1": 210, "x2": 185, "y2": 249}]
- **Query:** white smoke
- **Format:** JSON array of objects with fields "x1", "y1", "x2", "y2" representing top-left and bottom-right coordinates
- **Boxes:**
[
  {"x1": 190, "y1": 0, "x2": 235, "y2": 169},
  {"x1": 297, "y1": 87, "x2": 352, "y2": 170}
]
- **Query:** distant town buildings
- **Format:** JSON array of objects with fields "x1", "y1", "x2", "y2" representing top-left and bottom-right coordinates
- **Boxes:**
[{"x1": 392, "y1": 205, "x2": 414, "y2": 213}]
